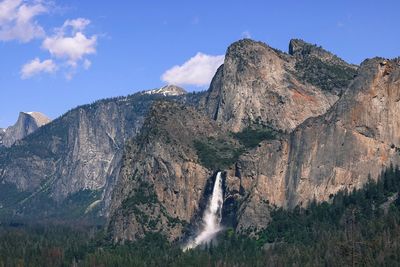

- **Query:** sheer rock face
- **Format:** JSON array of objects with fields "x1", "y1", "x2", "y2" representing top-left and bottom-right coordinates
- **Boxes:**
[
  {"x1": 108, "y1": 101, "x2": 222, "y2": 242},
  {"x1": 286, "y1": 58, "x2": 400, "y2": 205},
  {"x1": 0, "y1": 112, "x2": 51, "y2": 147},
  {"x1": 232, "y1": 58, "x2": 400, "y2": 232},
  {"x1": 202, "y1": 39, "x2": 347, "y2": 133},
  {"x1": 0, "y1": 92, "x2": 182, "y2": 211}
]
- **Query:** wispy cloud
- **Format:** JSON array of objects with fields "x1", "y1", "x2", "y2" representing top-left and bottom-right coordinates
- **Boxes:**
[
  {"x1": 83, "y1": 58, "x2": 91, "y2": 70},
  {"x1": 21, "y1": 57, "x2": 56, "y2": 79},
  {"x1": 0, "y1": 0, "x2": 48, "y2": 42},
  {"x1": 61, "y1": 18, "x2": 90, "y2": 33},
  {"x1": 241, "y1": 30, "x2": 252, "y2": 39},
  {"x1": 161, "y1": 52, "x2": 224, "y2": 87}
]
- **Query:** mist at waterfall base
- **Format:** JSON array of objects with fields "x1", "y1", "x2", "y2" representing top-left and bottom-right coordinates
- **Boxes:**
[{"x1": 183, "y1": 172, "x2": 224, "y2": 251}]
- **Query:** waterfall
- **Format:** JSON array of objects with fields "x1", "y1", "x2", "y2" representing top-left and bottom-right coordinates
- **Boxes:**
[{"x1": 184, "y1": 172, "x2": 224, "y2": 251}]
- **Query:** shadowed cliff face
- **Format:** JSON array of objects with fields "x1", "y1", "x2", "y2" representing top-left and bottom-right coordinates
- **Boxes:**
[
  {"x1": 202, "y1": 39, "x2": 355, "y2": 133},
  {"x1": 0, "y1": 89, "x2": 191, "y2": 219}
]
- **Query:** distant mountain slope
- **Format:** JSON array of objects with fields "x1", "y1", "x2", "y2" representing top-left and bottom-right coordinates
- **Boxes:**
[
  {"x1": 0, "y1": 88, "x2": 196, "y2": 220},
  {"x1": 0, "y1": 112, "x2": 51, "y2": 147}
]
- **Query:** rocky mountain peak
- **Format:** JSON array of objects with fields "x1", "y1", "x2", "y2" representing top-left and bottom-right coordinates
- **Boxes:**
[
  {"x1": 0, "y1": 111, "x2": 51, "y2": 147},
  {"x1": 289, "y1": 39, "x2": 312, "y2": 56},
  {"x1": 20, "y1": 111, "x2": 51, "y2": 127},
  {"x1": 225, "y1": 39, "x2": 285, "y2": 69},
  {"x1": 143, "y1": 85, "x2": 187, "y2": 96},
  {"x1": 289, "y1": 38, "x2": 356, "y2": 67},
  {"x1": 227, "y1": 38, "x2": 277, "y2": 53},
  {"x1": 203, "y1": 38, "x2": 338, "y2": 133},
  {"x1": 289, "y1": 39, "x2": 329, "y2": 58}
]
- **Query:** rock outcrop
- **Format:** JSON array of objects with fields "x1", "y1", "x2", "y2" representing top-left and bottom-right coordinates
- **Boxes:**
[
  {"x1": 202, "y1": 39, "x2": 352, "y2": 133},
  {"x1": 0, "y1": 112, "x2": 51, "y2": 147},
  {"x1": 289, "y1": 39, "x2": 358, "y2": 94}
]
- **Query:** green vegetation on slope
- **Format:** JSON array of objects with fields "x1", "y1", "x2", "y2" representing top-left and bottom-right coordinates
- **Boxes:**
[
  {"x1": 295, "y1": 56, "x2": 357, "y2": 92},
  {"x1": 0, "y1": 187, "x2": 102, "y2": 223},
  {"x1": 233, "y1": 125, "x2": 278, "y2": 149},
  {"x1": 194, "y1": 125, "x2": 279, "y2": 170},
  {"x1": 193, "y1": 137, "x2": 244, "y2": 170}
]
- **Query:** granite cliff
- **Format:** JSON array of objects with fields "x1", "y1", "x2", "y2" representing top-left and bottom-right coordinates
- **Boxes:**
[
  {"x1": 228, "y1": 57, "x2": 400, "y2": 233},
  {"x1": 201, "y1": 39, "x2": 356, "y2": 133}
]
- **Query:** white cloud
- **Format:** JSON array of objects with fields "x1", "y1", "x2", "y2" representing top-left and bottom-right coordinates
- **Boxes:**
[
  {"x1": 0, "y1": 0, "x2": 47, "y2": 42},
  {"x1": 40, "y1": 17, "x2": 97, "y2": 78},
  {"x1": 62, "y1": 18, "x2": 90, "y2": 33},
  {"x1": 42, "y1": 32, "x2": 97, "y2": 64},
  {"x1": 241, "y1": 31, "x2": 252, "y2": 39},
  {"x1": 83, "y1": 58, "x2": 91, "y2": 69},
  {"x1": 161, "y1": 53, "x2": 224, "y2": 87},
  {"x1": 0, "y1": 0, "x2": 98, "y2": 80},
  {"x1": 21, "y1": 57, "x2": 56, "y2": 79}
]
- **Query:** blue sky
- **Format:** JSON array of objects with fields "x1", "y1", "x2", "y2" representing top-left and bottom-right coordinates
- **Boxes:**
[{"x1": 1, "y1": 0, "x2": 399, "y2": 128}]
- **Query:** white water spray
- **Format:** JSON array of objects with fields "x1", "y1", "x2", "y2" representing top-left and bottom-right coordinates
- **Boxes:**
[{"x1": 184, "y1": 172, "x2": 224, "y2": 251}]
